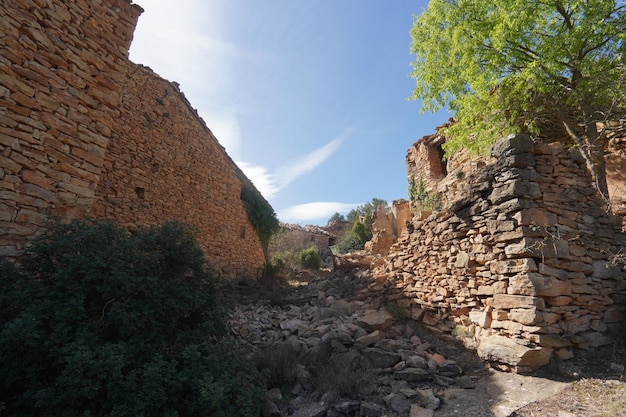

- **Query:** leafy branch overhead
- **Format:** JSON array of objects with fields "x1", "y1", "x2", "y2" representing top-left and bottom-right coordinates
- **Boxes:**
[{"x1": 410, "y1": 0, "x2": 626, "y2": 197}]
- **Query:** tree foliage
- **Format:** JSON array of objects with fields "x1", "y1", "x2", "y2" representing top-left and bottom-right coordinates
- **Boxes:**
[
  {"x1": 0, "y1": 220, "x2": 266, "y2": 417},
  {"x1": 346, "y1": 198, "x2": 388, "y2": 228},
  {"x1": 410, "y1": 0, "x2": 626, "y2": 196},
  {"x1": 326, "y1": 212, "x2": 346, "y2": 225},
  {"x1": 298, "y1": 247, "x2": 322, "y2": 270},
  {"x1": 351, "y1": 221, "x2": 373, "y2": 246},
  {"x1": 330, "y1": 198, "x2": 387, "y2": 254}
]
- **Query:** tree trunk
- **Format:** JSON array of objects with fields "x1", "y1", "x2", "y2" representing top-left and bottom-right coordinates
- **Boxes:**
[
  {"x1": 562, "y1": 119, "x2": 609, "y2": 203},
  {"x1": 583, "y1": 119, "x2": 609, "y2": 201}
]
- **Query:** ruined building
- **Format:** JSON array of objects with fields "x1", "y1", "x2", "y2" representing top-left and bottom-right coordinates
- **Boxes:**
[
  {"x1": 0, "y1": 0, "x2": 267, "y2": 277},
  {"x1": 376, "y1": 132, "x2": 626, "y2": 370}
]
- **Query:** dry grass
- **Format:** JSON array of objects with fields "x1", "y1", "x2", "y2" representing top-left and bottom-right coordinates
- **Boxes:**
[{"x1": 511, "y1": 378, "x2": 626, "y2": 417}]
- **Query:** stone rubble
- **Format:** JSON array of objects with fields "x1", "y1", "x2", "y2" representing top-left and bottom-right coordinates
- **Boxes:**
[{"x1": 228, "y1": 267, "x2": 480, "y2": 417}]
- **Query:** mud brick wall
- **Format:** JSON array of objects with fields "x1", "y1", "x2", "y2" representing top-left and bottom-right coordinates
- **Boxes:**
[
  {"x1": 0, "y1": 0, "x2": 266, "y2": 277},
  {"x1": 377, "y1": 134, "x2": 626, "y2": 370}
]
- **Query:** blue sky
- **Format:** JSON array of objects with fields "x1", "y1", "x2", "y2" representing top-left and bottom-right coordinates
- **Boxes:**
[{"x1": 129, "y1": 0, "x2": 449, "y2": 225}]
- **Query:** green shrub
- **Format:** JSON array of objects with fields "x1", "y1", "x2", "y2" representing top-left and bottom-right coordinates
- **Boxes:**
[
  {"x1": 0, "y1": 219, "x2": 265, "y2": 417},
  {"x1": 331, "y1": 231, "x2": 364, "y2": 254},
  {"x1": 298, "y1": 247, "x2": 322, "y2": 270},
  {"x1": 351, "y1": 220, "x2": 372, "y2": 245},
  {"x1": 258, "y1": 255, "x2": 286, "y2": 277}
]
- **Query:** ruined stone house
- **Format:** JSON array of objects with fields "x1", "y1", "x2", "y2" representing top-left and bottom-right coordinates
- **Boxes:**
[
  {"x1": 376, "y1": 131, "x2": 626, "y2": 370},
  {"x1": 0, "y1": 0, "x2": 268, "y2": 277}
]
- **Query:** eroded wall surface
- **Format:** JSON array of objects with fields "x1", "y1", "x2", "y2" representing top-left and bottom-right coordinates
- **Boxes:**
[{"x1": 0, "y1": 0, "x2": 265, "y2": 277}]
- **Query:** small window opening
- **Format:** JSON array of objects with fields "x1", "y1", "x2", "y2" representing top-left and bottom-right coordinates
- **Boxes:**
[{"x1": 240, "y1": 226, "x2": 246, "y2": 239}]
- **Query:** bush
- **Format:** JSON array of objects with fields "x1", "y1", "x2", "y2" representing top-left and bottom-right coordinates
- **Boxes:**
[
  {"x1": 351, "y1": 220, "x2": 372, "y2": 245},
  {"x1": 299, "y1": 247, "x2": 322, "y2": 270},
  {"x1": 331, "y1": 230, "x2": 365, "y2": 254},
  {"x1": 0, "y1": 219, "x2": 266, "y2": 417}
]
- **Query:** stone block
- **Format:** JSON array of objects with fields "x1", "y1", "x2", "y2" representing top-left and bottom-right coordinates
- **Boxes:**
[
  {"x1": 469, "y1": 309, "x2": 492, "y2": 328},
  {"x1": 489, "y1": 181, "x2": 541, "y2": 204},
  {"x1": 490, "y1": 134, "x2": 534, "y2": 157},
  {"x1": 357, "y1": 309, "x2": 394, "y2": 332},
  {"x1": 535, "y1": 275, "x2": 572, "y2": 297},
  {"x1": 545, "y1": 296, "x2": 573, "y2": 307},
  {"x1": 477, "y1": 333, "x2": 552, "y2": 368},
  {"x1": 490, "y1": 294, "x2": 545, "y2": 310},
  {"x1": 538, "y1": 263, "x2": 569, "y2": 280},
  {"x1": 508, "y1": 272, "x2": 543, "y2": 296},
  {"x1": 509, "y1": 308, "x2": 541, "y2": 325},
  {"x1": 490, "y1": 258, "x2": 538, "y2": 274},
  {"x1": 513, "y1": 208, "x2": 558, "y2": 227}
]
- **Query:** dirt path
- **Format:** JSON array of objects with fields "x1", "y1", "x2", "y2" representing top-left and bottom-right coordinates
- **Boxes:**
[{"x1": 435, "y1": 370, "x2": 569, "y2": 417}]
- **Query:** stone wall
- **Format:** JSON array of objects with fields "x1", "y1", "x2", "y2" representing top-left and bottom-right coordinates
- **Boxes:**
[
  {"x1": 0, "y1": 0, "x2": 266, "y2": 277},
  {"x1": 377, "y1": 134, "x2": 626, "y2": 370}
]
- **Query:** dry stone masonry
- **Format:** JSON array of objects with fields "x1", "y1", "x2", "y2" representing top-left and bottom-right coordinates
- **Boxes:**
[
  {"x1": 0, "y1": 0, "x2": 266, "y2": 276},
  {"x1": 377, "y1": 134, "x2": 626, "y2": 370}
]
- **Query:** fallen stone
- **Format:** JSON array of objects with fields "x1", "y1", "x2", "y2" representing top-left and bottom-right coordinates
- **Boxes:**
[
  {"x1": 405, "y1": 354, "x2": 428, "y2": 369},
  {"x1": 357, "y1": 309, "x2": 394, "y2": 331},
  {"x1": 361, "y1": 347, "x2": 402, "y2": 369},
  {"x1": 394, "y1": 367, "x2": 430, "y2": 382},
  {"x1": 332, "y1": 400, "x2": 360, "y2": 414},
  {"x1": 385, "y1": 393, "x2": 411, "y2": 413},
  {"x1": 360, "y1": 401, "x2": 384, "y2": 417},
  {"x1": 409, "y1": 404, "x2": 434, "y2": 417},
  {"x1": 438, "y1": 360, "x2": 463, "y2": 376},
  {"x1": 288, "y1": 402, "x2": 327, "y2": 417},
  {"x1": 477, "y1": 334, "x2": 552, "y2": 368},
  {"x1": 416, "y1": 388, "x2": 441, "y2": 410},
  {"x1": 356, "y1": 330, "x2": 385, "y2": 346}
]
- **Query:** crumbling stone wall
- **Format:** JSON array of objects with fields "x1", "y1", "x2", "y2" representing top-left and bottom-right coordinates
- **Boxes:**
[
  {"x1": 366, "y1": 199, "x2": 411, "y2": 255},
  {"x1": 377, "y1": 134, "x2": 626, "y2": 370},
  {"x1": 0, "y1": 0, "x2": 266, "y2": 277}
]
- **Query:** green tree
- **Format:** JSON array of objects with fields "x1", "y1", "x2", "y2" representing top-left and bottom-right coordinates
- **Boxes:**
[
  {"x1": 326, "y1": 212, "x2": 346, "y2": 225},
  {"x1": 352, "y1": 220, "x2": 373, "y2": 246},
  {"x1": 346, "y1": 198, "x2": 388, "y2": 227},
  {"x1": 409, "y1": 0, "x2": 626, "y2": 197},
  {"x1": 0, "y1": 220, "x2": 265, "y2": 417}
]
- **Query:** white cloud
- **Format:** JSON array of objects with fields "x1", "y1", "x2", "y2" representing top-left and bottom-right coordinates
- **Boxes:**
[
  {"x1": 274, "y1": 127, "x2": 354, "y2": 189},
  {"x1": 235, "y1": 161, "x2": 279, "y2": 200},
  {"x1": 236, "y1": 128, "x2": 354, "y2": 201},
  {"x1": 278, "y1": 202, "x2": 362, "y2": 225}
]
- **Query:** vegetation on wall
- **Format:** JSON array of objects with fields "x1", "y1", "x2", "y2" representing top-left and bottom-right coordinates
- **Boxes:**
[
  {"x1": 238, "y1": 172, "x2": 280, "y2": 257},
  {"x1": 409, "y1": 0, "x2": 626, "y2": 197},
  {"x1": 0, "y1": 220, "x2": 266, "y2": 417},
  {"x1": 408, "y1": 175, "x2": 443, "y2": 211}
]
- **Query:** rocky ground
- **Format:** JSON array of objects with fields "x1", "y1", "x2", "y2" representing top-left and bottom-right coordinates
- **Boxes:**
[{"x1": 225, "y1": 265, "x2": 626, "y2": 417}]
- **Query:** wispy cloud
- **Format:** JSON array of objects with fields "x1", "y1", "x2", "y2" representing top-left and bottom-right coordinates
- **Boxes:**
[
  {"x1": 237, "y1": 128, "x2": 354, "y2": 200},
  {"x1": 278, "y1": 202, "x2": 362, "y2": 225},
  {"x1": 235, "y1": 161, "x2": 279, "y2": 199},
  {"x1": 274, "y1": 128, "x2": 354, "y2": 189}
]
